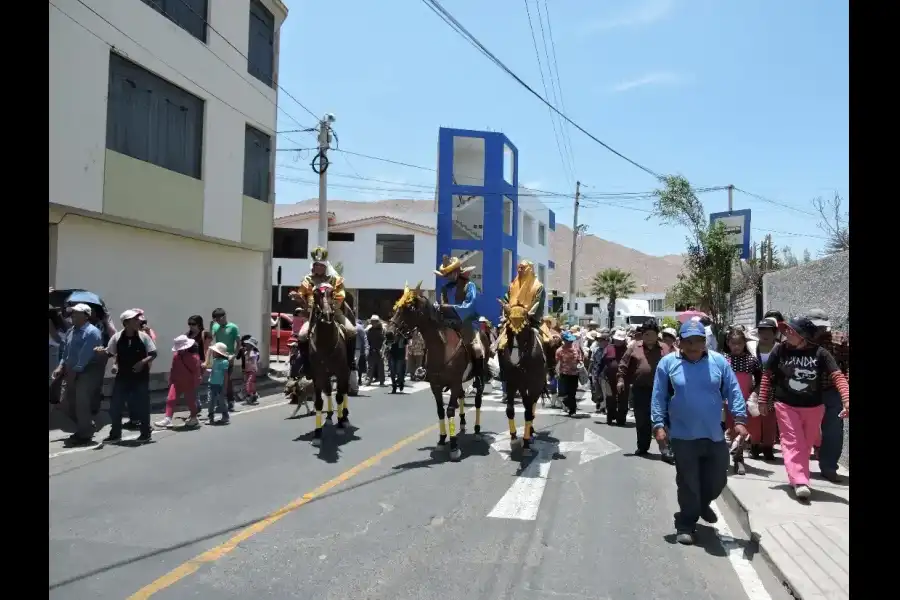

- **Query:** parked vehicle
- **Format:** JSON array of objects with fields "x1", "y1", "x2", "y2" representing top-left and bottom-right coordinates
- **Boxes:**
[{"x1": 271, "y1": 312, "x2": 294, "y2": 355}]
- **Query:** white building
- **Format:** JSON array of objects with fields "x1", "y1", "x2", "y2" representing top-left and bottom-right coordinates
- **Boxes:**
[
  {"x1": 49, "y1": 0, "x2": 287, "y2": 379},
  {"x1": 272, "y1": 200, "x2": 438, "y2": 320},
  {"x1": 564, "y1": 291, "x2": 677, "y2": 327},
  {"x1": 517, "y1": 188, "x2": 553, "y2": 287}
]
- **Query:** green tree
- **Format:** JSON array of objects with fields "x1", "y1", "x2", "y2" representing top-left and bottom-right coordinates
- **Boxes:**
[
  {"x1": 802, "y1": 248, "x2": 812, "y2": 263},
  {"x1": 649, "y1": 175, "x2": 739, "y2": 338},
  {"x1": 782, "y1": 247, "x2": 799, "y2": 268},
  {"x1": 590, "y1": 268, "x2": 637, "y2": 329},
  {"x1": 660, "y1": 316, "x2": 680, "y2": 331}
]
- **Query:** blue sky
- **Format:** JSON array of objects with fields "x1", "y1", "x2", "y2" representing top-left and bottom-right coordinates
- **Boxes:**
[{"x1": 273, "y1": 0, "x2": 848, "y2": 258}]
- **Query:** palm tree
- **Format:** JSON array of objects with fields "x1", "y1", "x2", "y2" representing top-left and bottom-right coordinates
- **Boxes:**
[{"x1": 590, "y1": 268, "x2": 637, "y2": 329}]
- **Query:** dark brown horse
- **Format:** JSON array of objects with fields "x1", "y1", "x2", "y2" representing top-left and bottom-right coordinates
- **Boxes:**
[
  {"x1": 497, "y1": 301, "x2": 548, "y2": 455},
  {"x1": 308, "y1": 283, "x2": 351, "y2": 446},
  {"x1": 391, "y1": 283, "x2": 489, "y2": 461}
]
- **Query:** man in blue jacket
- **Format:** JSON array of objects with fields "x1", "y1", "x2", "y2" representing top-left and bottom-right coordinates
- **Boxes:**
[{"x1": 651, "y1": 320, "x2": 749, "y2": 545}]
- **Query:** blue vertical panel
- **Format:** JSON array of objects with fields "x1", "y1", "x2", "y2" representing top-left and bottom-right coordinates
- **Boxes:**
[
  {"x1": 549, "y1": 210, "x2": 556, "y2": 231},
  {"x1": 481, "y1": 132, "x2": 504, "y2": 323}
]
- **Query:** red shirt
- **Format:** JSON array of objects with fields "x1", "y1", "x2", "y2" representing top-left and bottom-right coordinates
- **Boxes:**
[{"x1": 169, "y1": 350, "x2": 201, "y2": 390}]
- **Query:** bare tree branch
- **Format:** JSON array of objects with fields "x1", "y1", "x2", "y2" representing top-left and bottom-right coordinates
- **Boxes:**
[{"x1": 813, "y1": 192, "x2": 849, "y2": 254}]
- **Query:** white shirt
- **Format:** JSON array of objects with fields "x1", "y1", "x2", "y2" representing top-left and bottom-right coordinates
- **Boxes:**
[{"x1": 704, "y1": 325, "x2": 718, "y2": 352}]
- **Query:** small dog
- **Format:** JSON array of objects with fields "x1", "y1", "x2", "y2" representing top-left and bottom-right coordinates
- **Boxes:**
[{"x1": 284, "y1": 378, "x2": 314, "y2": 417}]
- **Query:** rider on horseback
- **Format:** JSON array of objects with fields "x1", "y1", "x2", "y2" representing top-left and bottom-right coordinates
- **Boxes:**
[
  {"x1": 496, "y1": 259, "x2": 557, "y2": 374},
  {"x1": 434, "y1": 255, "x2": 486, "y2": 379},
  {"x1": 289, "y1": 246, "x2": 357, "y2": 378}
]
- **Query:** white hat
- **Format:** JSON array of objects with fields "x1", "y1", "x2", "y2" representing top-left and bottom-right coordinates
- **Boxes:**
[
  {"x1": 612, "y1": 329, "x2": 628, "y2": 341},
  {"x1": 172, "y1": 334, "x2": 196, "y2": 352},
  {"x1": 210, "y1": 342, "x2": 230, "y2": 357},
  {"x1": 120, "y1": 309, "x2": 140, "y2": 322},
  {"x1": 587, "y1": 331, "x2": 599, "y2": 339},
  {"x1": 71, "y1": 303, "x2": 92, "y2": 316},
  {"x1": 478, "y1": 316, "x2": 490, "y2": 323},
  {"x1": 245, "y1": 337, "x2": 259, "y2": 349},
  {"x1": 661, "y1": 327, "x2": 678, "y2": 338},
  {"x1": 370, "y1": 315, "x2": 381, "y2": 322}
]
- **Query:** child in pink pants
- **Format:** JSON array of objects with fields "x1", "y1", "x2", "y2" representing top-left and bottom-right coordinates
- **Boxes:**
[
  {"x1": 156, "y1": 335, "x2": 202, "y2": 428},
  {"x1": 242, "y1": 337, "x2": 261, "y2": 405}
]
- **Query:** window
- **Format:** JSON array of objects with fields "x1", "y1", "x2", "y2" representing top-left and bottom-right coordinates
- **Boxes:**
[
  {"x1": 140, "y1": 0, "x2": 207, "y2": 43},
  {"x1": 273, "y1": 228, "x2": 308, "y2": 259},
  {"x1": 328, "y1": 232, "x2": 355, "y2": 242},
  {"x1": 650, "y1": 298, "x2": 664, "y2": 312},
  {"x1": 522, "y1": 214, "x2": 535, "y2": 246},
  {"x1": 537, "y1": 263, "x2": 546, "y2": 283},
  {"x1": 106, "y1": 52, "x2": 204, "y2": 179},
  {"x1": 538, "y1": 222, "x2": 546, "y2": 246},
  {"x1": 376, "y1": 234, "x2": 415, "y2": 264},
  {"x1": 248, "y1": 0, "x2": 275, "y2": 87},
  {"x1": 243, "y1": 125, "x2": 272, "y2": 201}
]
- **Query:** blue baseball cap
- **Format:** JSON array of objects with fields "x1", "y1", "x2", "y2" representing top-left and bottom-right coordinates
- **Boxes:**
[
  {"x1": 679, "y1": 320, "x2": 707, "y2": 339},
  {"x1": 561, "y1": 331, "x2": 576, "y2": 343}
]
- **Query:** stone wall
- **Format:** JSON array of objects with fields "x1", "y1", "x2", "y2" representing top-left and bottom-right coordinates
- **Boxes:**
[
  {"x1": 763, "y1": 250, "x2": 850, "y2": 467},
  {"x1": 728, "y1": 287, "x2": 758, "y2": 330}
]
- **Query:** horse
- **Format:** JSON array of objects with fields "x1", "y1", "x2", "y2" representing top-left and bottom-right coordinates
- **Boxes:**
[
  {"x1": 307, "y1": 283, "x2": 352, "y2": 446},
  {"x1": 391, "y1": 282, "x2": 489, "y2": 461},
  {"x1": 497, "y1": 300, "x2": 548, "y2": 455}
]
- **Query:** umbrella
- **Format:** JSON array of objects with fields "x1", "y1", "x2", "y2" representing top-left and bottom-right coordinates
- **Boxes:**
[
  {"x1": 65, "y1": 290, "x2": 103, "y2": 306},
  {"x1": 677, "y1": 310, "x2": 708, "y2": 324}
]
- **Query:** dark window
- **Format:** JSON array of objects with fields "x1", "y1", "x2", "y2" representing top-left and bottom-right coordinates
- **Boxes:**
[
  {"x1": 243, "y1": 125, "x2": 272, "y2": 201},
  {"x1": 585, "y1": 303, "x2": 599, "y2": 316},
  {"x1": 106, "y1": 52, "x2": 204, "y2": 179},
  {"x1": 140, "y1": 0, "x2": 207, "y2": 43},
  {"x1": 273, "y1": 228, "x2": 308, "y2": 259},
  {"x1": 248, "y1": 0, "x2": 275, "y2": 87},
  {"x1": 376, "y1": 234, "x2": 415, "y2": 264},
  {"x1": 328, "y1": 232, "x2": 355, "y2": 242}
]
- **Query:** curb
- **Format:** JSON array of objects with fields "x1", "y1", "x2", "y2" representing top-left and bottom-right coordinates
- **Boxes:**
[
  {"x1": 97, "y1": 376, "x2": 286, "y2": 413},
  {"x1": 720, "y1": 481, "x2": 799, "y2": 599}
]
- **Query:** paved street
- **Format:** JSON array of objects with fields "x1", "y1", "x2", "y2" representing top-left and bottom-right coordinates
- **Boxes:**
[{"x1": 50, "y1": 382, "x2": 792, "y2": 600}]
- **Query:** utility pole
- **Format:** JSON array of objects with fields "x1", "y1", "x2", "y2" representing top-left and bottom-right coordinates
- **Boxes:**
[
  {"x1": 314, "y1": 113, "x2": 336, "y2": 248},
  {"x1": 567, "y1": 180, "x2": 581, "y2": 324},
  {"x1": 727, "y1": 184, "x2": 734, "y2": 212}
]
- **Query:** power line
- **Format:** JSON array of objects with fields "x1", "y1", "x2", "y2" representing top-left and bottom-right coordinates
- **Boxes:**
[
  {"x1": 53, "y1": 0, "x2": 273, "y2": 133},
  {"x1": 536, "y1": 0, "x2": 577, "y2": 176},
  {"x1": 522, "y1": 0, "x2": 573, "y2": 185},
  {"x1": 419, "y1": 0, "x2": 662, "y2": 179},
  {"x1": 733, "y1": 187, "x2": 817, "y2": 217}
]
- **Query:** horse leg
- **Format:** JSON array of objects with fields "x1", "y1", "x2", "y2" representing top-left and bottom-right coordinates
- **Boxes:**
[
  {"x1": 312, "y1": 387, "x2": 325, "y2": 447},
  {"x1": 522, "y1": 394, "x2": 536, "y2": 456},
  {"x1": 506, "y1": 381, "x2": 519, "y2": 444},
  {"x1": 335, "y1": 378, "x2": 350, "y2": 434},
  {"x1": 431, "y1": 383, "x2": 447, "y2": 447},
  {"x1": 326, "y1": 381, "x2": 335, "y2": 422},
  {"x1": 473, "y1": 376, "x2": 484, "y2": 438},
  {"x1": 459, "y1": 394, "x2": 466, "y2": 435},
  {"x1": 447, "y1": 388, "x2": 462, "y2": 461}
]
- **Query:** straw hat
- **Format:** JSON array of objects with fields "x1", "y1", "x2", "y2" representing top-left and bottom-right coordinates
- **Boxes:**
[
  {"x1": 612, "y1": 329, "x2": 628, "y2": 341},
  {"x1": 434, "y1": 255, "x2": 476, "y2": 277},
  {"x1": 172, "y1": 334, "x2": 196, "y2": 352},
  {"x1": 210, "y1": 342, "x2": 230, "y2": 358}
]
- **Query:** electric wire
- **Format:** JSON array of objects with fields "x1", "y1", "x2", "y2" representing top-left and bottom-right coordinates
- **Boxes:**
[
  {"x1": 536, "y1": 0, "x2": 577, "y2": 176},
  {"x1": 733, "y1": 187, "x2": 817, "y2": 217}
]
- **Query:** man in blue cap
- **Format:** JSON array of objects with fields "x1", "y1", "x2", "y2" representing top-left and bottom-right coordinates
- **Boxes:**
[{"x1": 651, "y1": 319, "x2": 749, "y2": 545}]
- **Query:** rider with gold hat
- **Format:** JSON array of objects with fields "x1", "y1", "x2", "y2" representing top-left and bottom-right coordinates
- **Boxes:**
[
  {"x1": 497, "y1": 259, "x2": 556, "y2": 372},
  {"x1": 288, "y1": 246, "x2": 357, "y2": 377},
  {"x1": 434, "y1": 255, "x2": 486, "y2": 377}
]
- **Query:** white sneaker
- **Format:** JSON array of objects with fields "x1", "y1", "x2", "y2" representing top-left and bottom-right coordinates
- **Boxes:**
[
  {"x1": 185, "y1": 416, "x2": 200, "y2": 428},
  {"x1": 794, "y1": 484, "x2": 812, "y2": 499},
  {"x1": 154, "y1": 417, "x2": 173, "y2": 428}
]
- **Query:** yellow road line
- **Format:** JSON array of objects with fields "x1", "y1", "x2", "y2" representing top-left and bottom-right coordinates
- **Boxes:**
[{"x1": 127, "y1": 424, "x2": 437, "y2": 599}]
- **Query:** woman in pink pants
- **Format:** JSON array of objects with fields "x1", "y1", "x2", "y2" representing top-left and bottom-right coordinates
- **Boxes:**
[
  {"x1": 155, "y1": 335, "x2": 202, "y2": 428},
  {"x1": 758, "y1": 316, "x2": 849, "y2": 501}
]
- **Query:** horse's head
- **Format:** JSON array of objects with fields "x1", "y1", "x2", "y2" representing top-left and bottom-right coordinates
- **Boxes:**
[
  {"x1": 391, "y1": 281, "x2": 430, "y2": 336},
  {"x1": 312, "y1": 283, "x2": 335, "y2": 324},
  {"x1": 499, "y1": 299, "x2": 530, "y2": 337}
]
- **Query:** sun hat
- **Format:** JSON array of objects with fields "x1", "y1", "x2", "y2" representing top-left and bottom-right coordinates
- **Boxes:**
[
  {"x1": 210, "y1": 342, "x2": 230, "y2": 358},
  {"x1": 370, "y1": 315, "x2": 381, "y2": 322},
  {"x1": 71, "y1": 303, "x2": 92, "y2": 316},
  {"x1": 434, "y1": 255, "x2": 476, "y2": 277},
  {"x1": 679, "y1": 320, "x2": 706, "y2": 339},
  {"x1": 561, "y1": 331, "x2": 576, "y2": 343},
  {"x1": 172, "y1": 334, "x2": 196, "y2": 352},
  {"x1": 805, "y1": 308, "x2": 831, "y2": 328},
  {"x1": 479, "y1": 316, "x2": 490, "y2": 323},
  {"x1": 661, "y1": 327, "x2": 677, "y2": 338},
  {"x1": 641, "y1": 318, "x2": 660, "y2": 333},
  {"x1": 612, "y1": 329, "x2": 628, "y2": 341},
  {"x1": 245, "y1": 337, "x2": 259, "y2": 349}
]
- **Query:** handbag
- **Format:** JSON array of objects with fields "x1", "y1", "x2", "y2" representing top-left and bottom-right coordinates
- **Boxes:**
[{"x1": 577, "y1": 362, "x2": 589, "y2": 386}]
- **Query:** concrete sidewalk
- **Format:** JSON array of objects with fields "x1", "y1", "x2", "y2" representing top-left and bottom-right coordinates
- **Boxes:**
[{"x1": 722, "y1": 451, "x2": 849, "y2": 600}]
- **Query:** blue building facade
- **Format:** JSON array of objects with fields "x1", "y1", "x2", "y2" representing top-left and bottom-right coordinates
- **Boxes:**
[{"x1": 435, "y1": 127, "x2": 518, "y2": 325}]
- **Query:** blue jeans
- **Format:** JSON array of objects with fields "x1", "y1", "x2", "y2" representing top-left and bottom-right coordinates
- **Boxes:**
[
  {"x1": 819, "y1": 388, "x2": 844, "y2": 473},
  {"x1": 208, "y1": 384, "x2": 229, "y2": 420},
  {"x1": 390, "y1": 356, "x2": 406, "y2": 389},
  {"x1": 670, "y1": 438, "x2": 729, "y2": 532},
  {"x1": 110, "y1": 377, "x2": 151, "y2": 437}
]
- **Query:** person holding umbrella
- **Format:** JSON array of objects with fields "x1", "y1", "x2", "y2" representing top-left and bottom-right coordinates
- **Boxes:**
[{"x1": 53, "y1": 303, "x2": 104, "y2": 445}]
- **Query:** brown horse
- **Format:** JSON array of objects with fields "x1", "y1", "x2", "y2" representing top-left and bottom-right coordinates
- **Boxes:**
[
  {"x1": 308, "y1": 283, "x2": 352, "y2": 446},
  {"x1": 391, "y1": 282, "x2": 489, "y2": 461},
  {"x1": 497, "y1": 301, "x2": 549, "y2": 455}
]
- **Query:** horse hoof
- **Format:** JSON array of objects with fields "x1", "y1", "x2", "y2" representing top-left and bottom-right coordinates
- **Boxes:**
[
  {"x1": 474, "y1": 425, "x2": 481, "y2": 435},
  {"x1": 449, "y1": 449, "x2": 461, "y2": 461},
  {"x1": 311, "y1": 438, "x2": 321, "y2": 447}
]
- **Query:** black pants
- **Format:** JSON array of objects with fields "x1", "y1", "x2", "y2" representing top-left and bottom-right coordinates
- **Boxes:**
[
  {"x1": 631, "y1": 386, "x2": 654, "y2": 451},
  {"x1": 390, "y1": 356, "x2": 406, "y2": 389},
  {"x1": 670, "y1": 438, "x2": 729, "y2": 533},
  {"x1": 605, "y1": 376, "x2": 628, "y2": 424},
  {"x1": 367, "y1": 350, "x2": 384, "y2": 384},
  {"x1": 110, "y1": 377, "x2": 151, "y2": 438},
  {"x1": 559, "y1": 374, "x2": 579, "y2": 413}
]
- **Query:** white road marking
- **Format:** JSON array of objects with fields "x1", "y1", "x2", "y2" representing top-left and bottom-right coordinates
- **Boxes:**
[
  {"x1": 487, "y1": 427, "x2": 621, "y2": 520},
  {"x1": 48, "y1": 400, "x2": 290, "y2": 460},
  {"x1": 710, "y1": 501, "x2": 773, "y2": 600}
]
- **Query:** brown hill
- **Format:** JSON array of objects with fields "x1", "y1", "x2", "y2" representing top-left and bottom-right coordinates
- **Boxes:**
[{"x1": 549, "y1": 223, "x2": 684, "y2": 294}]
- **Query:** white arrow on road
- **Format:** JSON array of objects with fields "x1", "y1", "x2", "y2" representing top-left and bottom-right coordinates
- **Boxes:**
[{"x1": 487, "y1": 427, "x2": 622, "y2": 520}]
